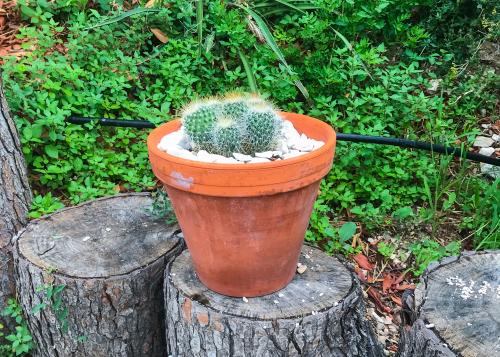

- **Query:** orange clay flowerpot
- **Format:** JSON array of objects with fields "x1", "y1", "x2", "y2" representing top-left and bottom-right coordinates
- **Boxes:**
[{"x1": 147, "y1": 112, "x2": 336, "y2": 297}]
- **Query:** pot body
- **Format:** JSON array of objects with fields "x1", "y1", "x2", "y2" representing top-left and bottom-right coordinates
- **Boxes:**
[{"x1": 148, "y1": 112, "x2": 336, "y2": 297}]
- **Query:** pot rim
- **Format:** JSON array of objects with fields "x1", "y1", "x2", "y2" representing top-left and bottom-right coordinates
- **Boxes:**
[{"x1": 147, "y1": 112, "x2": 336, "y2": 196}]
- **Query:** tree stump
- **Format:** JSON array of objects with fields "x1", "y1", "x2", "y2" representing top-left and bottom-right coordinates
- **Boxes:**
[
  {"x1": 165, "y1": 245, "x2": 383, "y2": 356},
  {"x1": 0, "y1": 78, "x2": 32, "y2": 328},
  {"x1": 13, "y1": 193, "x2": 183, "y2": 357},
  {"x1": 397, "y1": 251, "x2": 500, "y2": 357}
]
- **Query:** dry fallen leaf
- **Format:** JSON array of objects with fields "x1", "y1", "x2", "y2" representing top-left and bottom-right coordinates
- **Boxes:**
[
  {"x1": 367, "y1": 288, "x2": 391, "y2": 313},
  {"x1": 382, "y1": 274, "x2": 394, "y2": 293},
  {"x1": 390, "y1": 295, "x2": 402, "y2": 306},
  {"x1": 353, "y1": 253, "x2": 374, "y2": 271},
  {"x1": 394, "y1": 284, "x2": 416, "y2": 291},
  {"x1": 150, "y1": 28, "x2": 169, "y2": 43},
  {"x1": 145, "y1": 0, "x2": 156, "y2": 8},
  {"x1": 354, "y1": 266, "x2": 367, "y2": 282}
]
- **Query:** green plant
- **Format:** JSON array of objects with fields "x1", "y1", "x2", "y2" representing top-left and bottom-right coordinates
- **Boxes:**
[
  {"x1": 34, "y1": 284, "x2": 68, "y2": 333},
  {"x1": 29, "y1": 192, "x2": 65, "y2": 219},
  {"x1": 409, "y1": 239, "x2": 461, "y2": 276},
  {"x1": 150, "y1": 189, "x2": 178, "y2": 225},
  {"x1": 377, "y1": 242, "x2": 396, "y2": 258},
  {"x1": 1, "y1": 299, "x2": 33, "y2": 356},
  {"x1": 181, "y1": 93, "x2": 283, "y2": 156}
]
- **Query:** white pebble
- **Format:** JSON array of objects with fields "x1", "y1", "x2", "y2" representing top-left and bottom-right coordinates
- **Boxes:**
[
  {"x1": 242, "y1": 297, "x2": 249, "y2": 303},
  {"x1": 278, "y1": 293, "x2": 284, "y2": 298},
  {"x1": 196, "y1": 150, "x2": 218, "y2": 163},
  {"x1": 478, "y1": 147, "x2": 495, "y2": 157},
  {"x1": 255, "y1": 151, "x2": 282, "y2": 159},
  {"x1": 82, "y1": 236, "x2": 90, "y2": 242},
  {"x1": 105, "y1": 228, "x2": 111, "y2": 232},
  {"x1": 214, "y1": 157, "x2": 240, "y2": 164},
  {"x1": 249, "y1": 157, "x2": 271, "y2": 164},
  {"x1": 474, "y1": 136, "x2": 494, "y2": 148},
  {"x1": 425, "y1": 323, "x2": 435, "y2": 329},
  {"x1": 279, "y1": 140, "x2": 289, "y2": 154},
  {"x1": 273, "y1": 300, "x2": 279, "y2": 304},
  {"x1": 283, "y1": 150, "x2": 306, "y2": 159},
  {"x1": 233, "y1": 153, "x2": 253, "y2": 162}
]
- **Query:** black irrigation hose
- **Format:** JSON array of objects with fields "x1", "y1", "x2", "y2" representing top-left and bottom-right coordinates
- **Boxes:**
[{"x1": 67, "y1": 116, "x2": 500, "y2": 166}]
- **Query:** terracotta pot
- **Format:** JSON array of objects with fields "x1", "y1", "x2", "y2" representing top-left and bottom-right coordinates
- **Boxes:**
[{"x1": 147, "y1": 112, "x2": 336, "y2": 297}]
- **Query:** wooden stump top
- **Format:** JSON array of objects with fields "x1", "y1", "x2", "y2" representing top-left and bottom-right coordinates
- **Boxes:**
[
  {"x1": 170, "y1": 245, "x2": 353, "y2": 320},
  {"x1": 416, "y1": 252, "x2": 500, "y2": 356},
  {"x1": 17, "y1": 193, "x2": 179, "y2": 278}
]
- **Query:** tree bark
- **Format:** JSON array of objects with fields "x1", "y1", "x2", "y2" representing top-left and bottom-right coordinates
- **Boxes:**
[
  {"x1": 14, "y1": 193, "x2": 183, "y2": 357},
  {"x1": 0, "y1": 78, "x2": 32, "y2": 327},
  {"x1": 397, "y1": 251, "x2": 500, "y2": 357},
  {"x1": 165, "y1": 245, "x2": 383, "y2": 356}
]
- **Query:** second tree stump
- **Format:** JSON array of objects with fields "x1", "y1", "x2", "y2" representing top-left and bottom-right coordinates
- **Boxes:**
[
  {"x1": 165, "y1": 245, "x2": 383, "y2": 356},
  {"x1": 397, "y1": 251, "x2": 500, "y2": 357}
]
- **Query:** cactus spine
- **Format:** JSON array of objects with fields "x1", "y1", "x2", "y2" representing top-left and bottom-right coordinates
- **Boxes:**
[{"x1": 181, "y1": 93, "x2": 283, "y2": 157}]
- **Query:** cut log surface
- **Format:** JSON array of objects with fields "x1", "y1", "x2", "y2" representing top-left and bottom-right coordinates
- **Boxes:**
[
  {"x1": 397, "y1": 251, "x2": 500, "y2": 357},
  {"x1": 0, "y1": 78, "x2": 32, "y2": 327},
  {"x1": 14, "y1": 193, "x2": 182, "y2": 357},
  {"x1": 165, "y1": 245, "x2": 383, "y2": 356}
]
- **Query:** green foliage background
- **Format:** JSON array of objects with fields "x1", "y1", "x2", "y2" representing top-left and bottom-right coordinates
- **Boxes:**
[{"x1": 2, "y1": 0, "x2": 499, "y2": 250}]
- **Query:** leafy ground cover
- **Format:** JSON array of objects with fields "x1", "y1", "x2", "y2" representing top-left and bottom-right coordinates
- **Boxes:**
[{"x1": 0, "y1": 0, "x2": 499, "y2": 354}]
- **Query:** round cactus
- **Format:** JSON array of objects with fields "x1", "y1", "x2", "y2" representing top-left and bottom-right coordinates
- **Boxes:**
[
  {"x1": 244, "y1": 110, "x2": 283, "y2": 153},
  {"x1": 221, "y1": 100, "x2": 249, "y2": 119},
  {"x1": 181, "y1": 102, "x2": 219, "y2": 150},
  {"x1": 180, "y1": 93, "x2": 283, "y2": 157}
]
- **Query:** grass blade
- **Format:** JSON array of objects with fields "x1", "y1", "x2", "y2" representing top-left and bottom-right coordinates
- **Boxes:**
[
  {"x1": 330, "y1": 26, "x2": 373, "y2": 80},
  {"x1": 236, "y1": 5, "x2": 310, "y2": 102},
  {"x1": 238, "y1": 50, "x2": 258, "y2": 92},
  {"x1": 85, "y1": 8, "x2": 162, "y2": 30},
  {"x1": 197, "y1": 0, "x2": 204, "y2": 55}
]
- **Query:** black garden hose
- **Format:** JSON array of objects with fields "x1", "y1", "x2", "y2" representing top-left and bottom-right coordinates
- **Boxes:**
[{"x1": 66, "y1": 116, "x2": 500, "y2": 166}]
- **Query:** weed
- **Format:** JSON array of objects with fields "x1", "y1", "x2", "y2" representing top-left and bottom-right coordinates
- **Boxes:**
[
  {"x1": 0, "y1": 299, "x2": 33, "y2": 356},
  {"x1": 409, "y1": 239, "x2": 461, "y2": 276}
]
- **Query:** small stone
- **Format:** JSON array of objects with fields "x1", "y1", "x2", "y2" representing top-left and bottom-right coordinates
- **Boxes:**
[
  {"x1": 481, "y1": 123, "x2": 491, "y2": 129},
  {"x1": 479, "y1": 147, "x2": 495, "y2": 156},
  {"x1": 242, "y1": 297, "x2": 248, "y2": 303},
  {"x1": 279, "y1": 140, "x2": 289, "y2": 154},
  {"x1": 249, "y1": 157, "x2": 271, "y2": 164},
  {"x1": 157, "y1": 130, "x2": 185, "y2": 151},
  {"x1": 214, "y1": 157, "x2": 239, "y2": 164},
  {"x1": 82, "y1": 236, "x2": 90, "y2": 242},
  {"x1": 297, "y1": 264, "x2": 307, "y2": 274},
  {"x1": 273, "y1": 300, "x2": 279, "y2": 304},
  {"x1": 427, "y1": 79, "x2": 441, "y2": 93},
  {"x1": 474, "y1": 136, "x2": 495, "y2": 148},
  {"x1": 312, "y1": 140, "x2": 325, "y2": 150},
  {"x1": 105, "y1": 228, "x2": 111, "y2": 232},
  {"x1": 492, "y1": 134, "x2": 499, "y2": 142},
  {"x1": 196, "y1": 150, "x2": 218, "y2": 163},
  {"x1": 372, "y1": 311, "x2": 385, "y2": 324},
  {"x1": 298, "y1": 142, "x2": 314, "y2": 152},
  {"x1": 283, "y1": 150, "x2": 305, "y2": 160},
  {"x1": 166, "y1": 146, "x2": 197, "y2": 161},
  {"x1": 425, "y1": 323, "x2": 435, "y2": 329},
  {"x1": 232, "y1": 153, "x2": 253, "y2": 162},
  {"x1": 278, "y1": 293, "x2": 284, "y2": 298},
  {"x1": 255, "y1": 151, "x2": 281, "y2": 159},
  {"x1": 481, "y1": 163, "x2": 500, "y2": 179}
]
